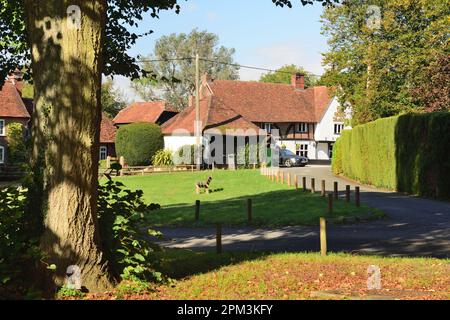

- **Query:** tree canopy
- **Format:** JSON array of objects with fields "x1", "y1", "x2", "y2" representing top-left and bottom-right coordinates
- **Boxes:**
[
  {"x1": 259, "y1": 64, "x2": 318, "y2": 87},
  {"x1": 321, "y1": 0, "x2": 449, "y2": 125},
  {"x1": 132, "y1": 29, "x2": 239, "y2": 110},
  {"x1": 101, "y1": 78, "x2": 128, "y2": 118}
]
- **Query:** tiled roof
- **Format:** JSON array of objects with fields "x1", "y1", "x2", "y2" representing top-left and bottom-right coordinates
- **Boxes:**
[
  {"x1": 161, "y1": 78, "x2": 335, "y2": 136},
  {"x1": 100, "y1": 113, "x2": 117, "y2": 143},
  {"x1": 113, "y1": 101, "x2": 176, "y2": 124},
  {"x1": 0, "y1": 80, "x2": 31, "y2": 118}
]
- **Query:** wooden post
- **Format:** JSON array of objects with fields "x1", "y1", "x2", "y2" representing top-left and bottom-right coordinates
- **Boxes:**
[
  {"x1": 295, "y1": 175, "x2": 299, "y2": 190},
  {"x1": 106, "y1": 156, "x2": 111, "y2": 169},
  {"x1": 302, "y1": 177, "x2": 307, "y2": 192},
  {"x1": 119, "y1": 156, "x2": 125, "y2": 176},
  {"x1": 328, "y1": 193, "x2": 333, "y2": 215},
  {"x1": 276, "y1": 172, "x2": 280, "y2": 183},
  {"x1": 195, "y1": 200, "x2": 200, "y2": 221},
  {"x1": 287, "y1": 174, "x2": 291, "y2": 187},
  {"x1": 247, "y1": 199, "x2": 252, "y2": 222},
  {"x1": 216, "y1": 223, "x2": 222, "y2": 254},
  {"x1": 355, "y1": 186, "x2": 360, "y2": 207},
  {"x1": 334, "y1": 181, "x2": 339, "y2": 200},
  {"x1": 346, "y1": 185, "x2": 351, "y2": 203},
  {"x1": 321, "y1": 180, "x2": 326, "y2": 197},
  {"x1": 320, "y1": 217, "x2": 327, "y2": 256},
  {"x1": 281, "y1": 173, "x2": 284, "y2": 184},
  {"x1": 311, "y1": 178, "x2": 316, "y2": 194}
]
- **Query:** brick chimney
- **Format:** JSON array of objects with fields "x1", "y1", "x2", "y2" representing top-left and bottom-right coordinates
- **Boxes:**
[{"x1": 291, "y1": 73, "x2": 305, "y2": 90}]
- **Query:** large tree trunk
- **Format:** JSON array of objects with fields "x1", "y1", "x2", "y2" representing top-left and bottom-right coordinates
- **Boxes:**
[{"x1": 24, "y1": 0, "x2": 114, "y2": 292}]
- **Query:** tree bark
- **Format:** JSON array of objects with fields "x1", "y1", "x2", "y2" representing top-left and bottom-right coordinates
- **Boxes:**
[{"x1": 24, "y1": 0, "x2": 114, "y2": 292}]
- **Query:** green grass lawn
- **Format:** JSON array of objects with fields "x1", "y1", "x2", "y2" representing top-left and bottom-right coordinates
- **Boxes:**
[
  {"x1": 88, "y1": 250, "x2": 449, "y2": 300},
  {"x1": 113, "y1": 170, "x2": 383, "y2": 227}
]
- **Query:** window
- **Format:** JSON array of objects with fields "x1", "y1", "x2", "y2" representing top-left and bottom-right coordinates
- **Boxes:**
[
  {"x1": 99, "y1": 146, "x2": 108, "y2": 160},
  {"x1": 296, "y1": 123, "x2": 308, "y2": 133},
  {"x1": 0, "y1": 120, "x2": 5, "y2": 136},
  {"x1": 263, "y1": 123, "x2": 273, "y2": 134},
  {"x1": 0, "y1": 146, "x2": 4, "y2": 164},
  {"x1": 297, "y1": 144, "x2": 308, "y2": 158},
  {"x1": 334, "y1": 123, "x2": 344, "y2": 135},
  {"x1": 329, "y1": 143, "x2": 334, "y2": 159}
]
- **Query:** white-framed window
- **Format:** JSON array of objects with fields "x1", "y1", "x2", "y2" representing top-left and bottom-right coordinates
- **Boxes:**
[
  {"x1": 0, "y1": 146, "x2": 5, "y2": 164},
  {"x1": 0, "y1": 119, "x2": 5, "y2": 136},
  {"x1": 296, "y1": 123, "x2": 308, "y2": 133},
  {"x1": 334, "y1": 123, "x2": 344, "y2": 135},
  {"x1": 263, "y1": 123, "x2": 273, "y2": 134},
  {"x1": 99, "y1": 146, "x2": 108, "y2": 160},
  {"x1": 297, "y1": 144, "x2": 308, "y2": 158}
]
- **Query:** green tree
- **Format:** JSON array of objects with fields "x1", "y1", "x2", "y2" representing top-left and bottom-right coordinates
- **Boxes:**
[
  {"x1": 259, "y1": 64, "x2": 318, "y2": 87},
  {"x1": 0, "y1": 0, "x2": 338, "y2": 293},
  {"x1": 6, "y1": 123, "x2": 28, "y2": 165},
  {"x1": 321, "y1": 0, "x2": 449, "y2": 125},
  {"x1": 132, "y1": 29, "x2": 240, "y2": 110},
  {"x1": 101, "y1": 78, "x2": 128, "y2": 118}
]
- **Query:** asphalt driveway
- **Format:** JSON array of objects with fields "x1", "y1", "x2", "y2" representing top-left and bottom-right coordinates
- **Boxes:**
[{"x1": 153, "y1": 166, "x2": 450, "y2": 258}]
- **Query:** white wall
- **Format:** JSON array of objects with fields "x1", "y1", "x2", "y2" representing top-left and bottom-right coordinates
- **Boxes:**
[
  {"x1": 314, "y1": 97, "x2": 348, "y2": 143},
  {"x1": 164, "y1": 135, "x2": 197, "y2": 152}
]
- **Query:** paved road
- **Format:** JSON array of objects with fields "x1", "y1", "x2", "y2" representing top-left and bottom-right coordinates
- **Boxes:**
[{"x1": 153, "y1": 166, "x2": 450, "y2": 258}]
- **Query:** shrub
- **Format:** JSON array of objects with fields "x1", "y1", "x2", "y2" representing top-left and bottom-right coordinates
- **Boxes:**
[
  {"x1": 115, "y1": 123, "x2": 164, "y2": 166},
  {"x1": 152, "y1": 149, "x2": 174, "y2": 167},
  {"x1": 332, "y1": 113, "x2": 450, "y2": 199},
  {"x1": 6, "y1": 123, "x2": 29, "y2": 166},
  {"x1": 98, "y1": 179, "x2": 163, "y2": 282}
]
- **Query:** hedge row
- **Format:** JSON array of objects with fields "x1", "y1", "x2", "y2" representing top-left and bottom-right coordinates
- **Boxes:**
[{"x1": 332, "y1": 113, "x2": 450, "y2": 199}]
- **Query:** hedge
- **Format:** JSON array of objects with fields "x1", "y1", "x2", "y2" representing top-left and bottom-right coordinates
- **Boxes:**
[
  {"x1": 115, "y1": 123, "x2": 164, "y2": 166},
  {"x1": 332, "y1": 113, "x2": 450, "y2": 199}
]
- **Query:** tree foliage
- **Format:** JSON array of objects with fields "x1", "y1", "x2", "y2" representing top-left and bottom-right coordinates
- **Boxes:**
[
  {"x1": 321, "y1": 0, "x2": 449, "y2": 125},
  {"x1": 101, "y1": 78, "x2": 128, "y2": 118},
  {"x1": 132, "y1": 29, "x2": 239, "y2": 110},
  {"x1": 5, "y1": 123, "x2": 28, "y2": 165},
  {"x1": 259, "y1": 64, "x2": 318, "y2": 87}
]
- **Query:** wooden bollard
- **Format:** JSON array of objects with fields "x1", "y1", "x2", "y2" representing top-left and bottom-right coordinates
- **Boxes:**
[
  {"x1": 216, "y1": 223, "x2": 222, "y2": 254},
  {"x1": 247, "y1": 199, "x2": 252, "y2": 222},
  {"x1": 320, "y1": 217, "x2": 327, "y2": 256},
  {"x1": 276, "y1": 172, "x2": 280, "y2": 183},
  {"x1": 195, "y1": 200, "x2": 200, "y2": 221},
  {"x1": 106, "y1": 156, "x2": 111, "y2": 169},
  {"x1": 311, "y1": 178, "x2": 316, "y2": 194},
  {"x1": 346, "y1": 185, "x2": 351, "y2": 203},
  {"x1": 334, "y1": 181, "x2": 339, "y2": 200},
  {"x1": 302, "y1": 177, "x2": 307, "y2": 192},
  {"x1": 295, "y1": 175, "x2": 299, "y2": 190},
  {"x1": 355, "y1": 186, "x2": 360, "y2": 207},
  {"x1": 321, "y1": 180, "x2": 326, "y2": 197},
  {"x1": 281, "y1": 173, "x2": 285, "y2": 184},
  {"x1": 328, "y1": 193, "x2": 333, "y2": 215},
  {"x1": 287, "y1": 174, "x2": 291, "y2": 187}
]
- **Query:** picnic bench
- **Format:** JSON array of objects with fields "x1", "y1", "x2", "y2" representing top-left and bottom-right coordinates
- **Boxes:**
[{"x1": 196, "y1": 176, "x2": 213, "y2": 194}]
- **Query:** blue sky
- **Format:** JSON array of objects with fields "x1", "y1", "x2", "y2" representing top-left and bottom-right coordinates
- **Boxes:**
[{"x1": 115, "y1": 0, "x2": 329, "y2": 101}]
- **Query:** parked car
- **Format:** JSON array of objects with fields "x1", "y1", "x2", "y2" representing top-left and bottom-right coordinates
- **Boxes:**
[{"x1": 279, "y1": 149, "x2": 308, "y2": 167}]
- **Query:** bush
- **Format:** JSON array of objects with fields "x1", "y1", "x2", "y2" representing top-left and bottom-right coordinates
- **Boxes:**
[
  {"x1": 332, "y1": 113, "x2": 450, "y2": 199},
  {"x1": 115, "y1": 123, "x2": 164, "y2": 166},
  {"x1": 152, "y1": 149, "x2": 174, "y2": 167},
  {"x1": 0, "y1": 187, "x2": 42, "y2": 298},
  {"x1": 98, "y1": 179, "x2": 163, "y2": 282},
  {"x1": 6, "y1": 123, "x2": 29, "y2": 166}
]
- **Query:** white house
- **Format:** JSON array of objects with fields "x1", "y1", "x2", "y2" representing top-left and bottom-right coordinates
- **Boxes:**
[{"x1": 162, "y1": 73, "x2": 351, "y2": 163}]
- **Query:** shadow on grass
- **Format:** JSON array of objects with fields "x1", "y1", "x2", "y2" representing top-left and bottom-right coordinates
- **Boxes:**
[
  {"x1": 149, "y1": 249, "x2": 270, "y2": 280},
  {"x1": 145, "y1": 189, "x2": 380, "y2": 227}
]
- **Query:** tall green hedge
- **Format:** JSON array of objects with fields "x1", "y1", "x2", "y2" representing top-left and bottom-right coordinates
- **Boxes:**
[
  {"x1": 115, "y1": 123, "x2": 164, "y2": 166},
  {"x1": 332, "y1": 113, "x2": 450, "y2": 199}
]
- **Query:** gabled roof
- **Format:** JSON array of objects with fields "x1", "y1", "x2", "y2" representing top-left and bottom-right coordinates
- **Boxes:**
[
  {"x1": 161, "y1": 77, "x2": 335, "y2": 136},
  {"x1": 0, "y1": 80, "x2": 31, "y2": 118},
  {"x1": 113, "y1": 101, "x2": 176, "y2": 125},
  {"x1": 100, "y1": 113, "x2": 117, "y2": 143}
]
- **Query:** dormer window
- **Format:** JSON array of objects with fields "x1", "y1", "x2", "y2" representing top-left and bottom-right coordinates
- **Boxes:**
[
  {"x1": 296, "y1": 123, "x2": 308, "y2": 133},
  {"x1": 0, "y1": 120, "x2": 5, "y2": 136}
]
